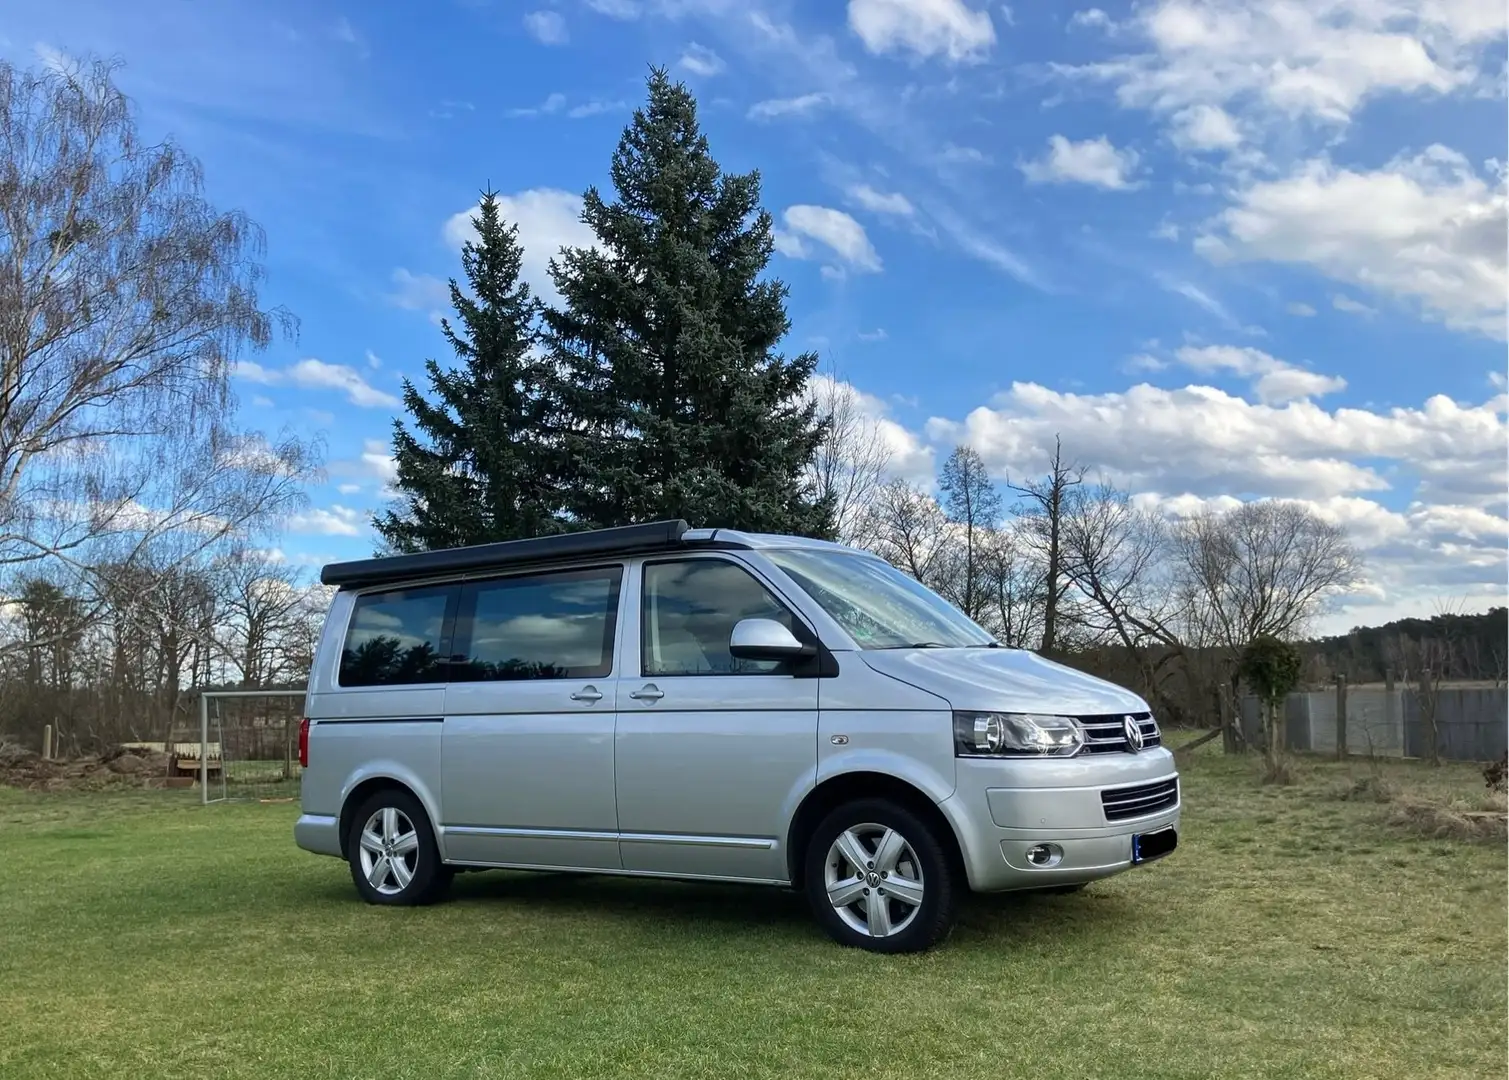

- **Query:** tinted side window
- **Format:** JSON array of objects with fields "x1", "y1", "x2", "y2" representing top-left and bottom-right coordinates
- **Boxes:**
[
  {"x1": 339, "y1": 586, "x2": 454, "y2": 687},
  {"x1": 642, "y1": 559, "x2": 795, "y2": 676},
  {"x1": 452, "y1": 567, "x2": 623, "y2": 682}
]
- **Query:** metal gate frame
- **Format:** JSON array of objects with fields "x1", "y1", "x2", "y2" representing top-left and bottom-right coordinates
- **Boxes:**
[{"x1": 198, "y1": 689, "x2": 307, "y2": 804}]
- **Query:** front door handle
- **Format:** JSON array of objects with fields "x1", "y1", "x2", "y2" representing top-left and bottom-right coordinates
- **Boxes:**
[
  {"x1": 570, "y1": 686, "x2": 603, "y2": 704},
  {"x1": 629, "y1": 684, "x2": 664, "y2": 703}
]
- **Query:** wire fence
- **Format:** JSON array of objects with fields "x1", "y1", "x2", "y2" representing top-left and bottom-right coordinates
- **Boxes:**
[{"x1": 198, "y1": 690, "x2": 307, "y2": 803}]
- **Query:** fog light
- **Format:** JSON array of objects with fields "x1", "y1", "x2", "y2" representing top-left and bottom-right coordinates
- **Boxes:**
[{"x1": 1026, "y1": 843, "x2": 1064, "y2": 868}]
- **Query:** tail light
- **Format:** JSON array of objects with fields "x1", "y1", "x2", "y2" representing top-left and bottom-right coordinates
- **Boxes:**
[{"x1": 298, "y1": 716, "x2": 310, "y2": 768}]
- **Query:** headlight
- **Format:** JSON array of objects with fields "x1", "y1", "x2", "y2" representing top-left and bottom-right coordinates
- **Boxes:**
[{"x1": 953, "y1": 712, "x2": 1086, "y2": 758}]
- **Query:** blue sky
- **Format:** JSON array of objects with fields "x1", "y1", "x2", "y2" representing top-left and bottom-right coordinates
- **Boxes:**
[{"x1": 5, "y1": 0, "x2": 1506, "y2": 632}]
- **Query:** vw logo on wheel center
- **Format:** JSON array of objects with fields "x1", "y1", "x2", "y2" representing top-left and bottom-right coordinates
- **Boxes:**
[{"x1": 1123, "y1": 715, "x2": 1145, "y2": 753}]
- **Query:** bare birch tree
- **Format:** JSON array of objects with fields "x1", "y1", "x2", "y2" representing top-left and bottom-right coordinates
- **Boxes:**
[
  {"x1": 806, "y1": 373, "x2": 892, "y2": 546},
  {"x1": 0, "y1": 56, "x2": 314, "y2": 653}
]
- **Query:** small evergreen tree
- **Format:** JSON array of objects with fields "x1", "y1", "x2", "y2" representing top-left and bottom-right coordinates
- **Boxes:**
[
  {"x1": 1239, "y1": 634, "x2": 1303, "y2": 779},
  {"x1": 544, "y1": 68, "x2": 832, "y2": 537},
  {"x1": 375, "y1": 192, "x2": 563, "y2": 552}
]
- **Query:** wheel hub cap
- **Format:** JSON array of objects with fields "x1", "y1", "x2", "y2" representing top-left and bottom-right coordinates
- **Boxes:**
[
  {"x1": 358, "y1": 806, "x2": 420, "y2": 896},
  {"x1": 824, "y1": 823, "x2": 925, "y2": 939}
]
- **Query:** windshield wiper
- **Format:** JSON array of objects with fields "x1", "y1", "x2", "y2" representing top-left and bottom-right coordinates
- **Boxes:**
[
  {"x1": 967, "y1": 641, "x2": 1003, "y2": 648},
  {"x1": 878, "y1": 641, "x2": 951, "y2": 649}
]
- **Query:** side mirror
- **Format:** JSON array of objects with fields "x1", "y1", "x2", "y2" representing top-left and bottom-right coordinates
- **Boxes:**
[{"x1": 729, "y1": 618, "x2": 815, "y2": 662}]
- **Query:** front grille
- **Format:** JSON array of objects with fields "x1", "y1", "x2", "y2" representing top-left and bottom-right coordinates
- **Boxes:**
[
  {"x1": 1101, "y1": 777, "x2": 1179, "y2": 822},
  {"x1": 1079, "y1": 712, "x2": 1161, "y2": 754}
]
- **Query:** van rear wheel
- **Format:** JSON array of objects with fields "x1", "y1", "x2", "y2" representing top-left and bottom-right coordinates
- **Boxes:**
[
  {"x1": 346, "y1": 788, "x2": 451, "y2": 906},
  {"x1": 804, "y1": 798, "x2": 958, "y2": 954}
]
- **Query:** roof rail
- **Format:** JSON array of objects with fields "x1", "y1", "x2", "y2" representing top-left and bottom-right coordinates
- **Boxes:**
[{"x1": 321, "y1": 519, "x2": 696, "y2": 589}]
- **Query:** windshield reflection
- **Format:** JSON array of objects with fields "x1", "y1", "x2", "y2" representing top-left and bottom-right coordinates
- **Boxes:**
[{"x1": 765, "y1": 548, "x2": 996, "y2": 650}]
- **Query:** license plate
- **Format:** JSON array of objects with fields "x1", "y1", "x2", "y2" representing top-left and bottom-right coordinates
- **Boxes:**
[{"x1": 1132, "y1": 827, "x2": 1177, "y2": 864}]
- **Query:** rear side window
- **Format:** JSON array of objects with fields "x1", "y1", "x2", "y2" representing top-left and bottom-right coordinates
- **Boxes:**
[
  {"x1": 451, "y1": 567, "x2": 623, "y2": 682},
  {"x1": 642, "y1": 559, "x2": 796, "y2": 676},
  {"x1": 339, "y1": 586, "x2": 455, "y2": 687}
]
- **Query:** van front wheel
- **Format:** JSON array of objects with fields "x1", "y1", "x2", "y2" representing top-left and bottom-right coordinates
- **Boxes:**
[
  {"x1": 345, "y1": 788, "x2": 451, "y2": 906},
  {"x1": 804, "y1": 798, "x2": 958, "y2": 954}
]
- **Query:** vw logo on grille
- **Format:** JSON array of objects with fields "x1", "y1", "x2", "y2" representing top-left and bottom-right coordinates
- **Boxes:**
[{"x1": 1123, "y1": 715, "x2": 1145, "y2": 753}]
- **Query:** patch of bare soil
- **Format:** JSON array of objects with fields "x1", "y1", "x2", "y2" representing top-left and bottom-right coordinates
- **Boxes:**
[{"x1": 0, "y1": 743, "x2": 174, "y2": 791}]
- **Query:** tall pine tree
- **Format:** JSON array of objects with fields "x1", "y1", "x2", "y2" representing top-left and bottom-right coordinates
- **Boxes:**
[
  {"x1": 544, "y1": 69, "x2": 833, "y2": 537},
  {"x1": 374, "y1": 192, "x2": 563, "y2": 553}
]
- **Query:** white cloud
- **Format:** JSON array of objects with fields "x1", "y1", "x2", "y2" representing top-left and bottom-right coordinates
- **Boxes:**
[
  {"x1": 508, "y1": 92, "x2": 568, "y2": 118},
  {"x1": 585, "y1": 0, "x2": 640, "y2": 15},
  {"x1": 1162, "y1": 279, "x2": 1230, "y2": 322},
  {"x1": 1057, "y1": 0, "x2": 1506, "y2": 131},
  {"x1": 809, "y1": 374, "x2": 935, "y2": 482},
  {"x1": 905, "y1": 371, "x2": 1509, "y2": 627},
  {"x1": 326, "y1": 439, "x2": 399, "y2": 500},
  {"x1": 1125, "y1": 488, "x2": 1506, "y2": 631},
  {"x1": 287, "y1": 505, "x2": 366, "y2": 538},
  {"x1": 387, "y1": 268, "x2": 451, "y2": 320},
  {"x1": 848, "y1": 0, "x2": 997, "y2": 63},
  {"x1": 938, "y1": 217, "x2": 1038, "y2": 285},
  {"x1": 444, "y1": 188, "x2": 596, "y2": 304},
  {"x1": 523, "y1": 10, "x2": 569, "y2": 44},
  {"x1": 365, "y1": 350, "x2": 383, "y2": 370},
  {"x1": 927, "y1": 381, "x2": 1508, "y2": 512},
  {"x1": 1020, "y1": 134, "x2": 1139, "y2": 189},
  {"x1": 678, "y1": 42, "x2": 725, "y2": 75},
  {"x1": 747, "y1": 92, "x2": 830, "y2": 119},
  {"x1": 774, "y1": 205, "x2": 883, "y2": 273},
  {"x1": 567, "y1": 98, "x2": 629, "y2": 118},
  {"x1": 1172, "y1": 344, "x2": 1347, "y2": 405},
  {"x1": 232, "y1": 359, "x2": 399, "y2": 409},
  {"x1": 1195, "y1": 146, "x2": 1508, "y2": 338},
  {"x1": 940, "y1": 143, "x2": 988, "y2": 164},
  {"x1": 858, "y1": 328, "x2": 889, "y2": 341},
  {"x1": 1068, "y1": 8, "x2": 1113, "y2": 32},
  {"x1": 846, "y1": 183, "x2": 915, "y2": 216},
  {"x1": 361, "y1": 439, "x2": 398, "y2": 486},
  {"x1": 1332, "y1": 293, "x2": 1377, "y2": 317},
  {"x1": 1286, "y1": 301, "x2": 1317, "y2": 317},
  {"x1": 1169, "y1": 103, "x2": 1242, "y2": 151}
]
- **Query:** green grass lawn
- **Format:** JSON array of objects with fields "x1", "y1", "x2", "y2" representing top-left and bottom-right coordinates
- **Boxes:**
[{"x1": 1, "y1": 742, "x2": 1504, "y2": 1080}]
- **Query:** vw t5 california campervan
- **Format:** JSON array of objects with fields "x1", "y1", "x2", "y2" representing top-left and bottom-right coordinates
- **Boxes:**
[{"x1": 294, "y1": 521, "x2": 1179, "y2": 953}]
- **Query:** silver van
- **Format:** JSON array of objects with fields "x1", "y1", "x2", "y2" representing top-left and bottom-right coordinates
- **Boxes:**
[{"x1": 294, "y1": 520, "x2": 1179, "y2": 953}]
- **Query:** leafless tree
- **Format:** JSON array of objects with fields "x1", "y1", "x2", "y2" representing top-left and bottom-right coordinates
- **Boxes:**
[
  {"x1": 0, "y1": 56, "x2": 314, "y2": 654},
  {"x1": 864, "y1": 478, "x2": 951, "y2": 588},
  {"x1": 977, "y1": 521, "x2": 1044, "y2": 649},
  {"x1": 213, "y1": 549, "x2": 327, "y2": 687},
  {"x1": 1059, "y1": 482, "x2": 1198, "y2": 717},
  {"x1": 806, "y1": 373, "x2": 892, "y2": 546},
  {"x1": 939, "y1": 445, "x2": 1000, "y2": 622},
  {"x1": 1009, "y1": 435, "x2": 1087, "y2": 654},
  {"x1": 1171, "y1": 500, "x2": 1360, "y2": 663}
]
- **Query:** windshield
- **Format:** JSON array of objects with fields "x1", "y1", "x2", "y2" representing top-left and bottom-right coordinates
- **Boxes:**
[{"x1": 764, "y1": 548, "x2": 995, "y2": 650}]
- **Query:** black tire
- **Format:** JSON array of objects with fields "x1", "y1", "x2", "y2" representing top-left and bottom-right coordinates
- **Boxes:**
[
  {"x1": 345, "y1": 787, "x2": 451, "y2": 906},
  {"x1": 804, "y1": 797, "x2": 958, "y2": 954}
]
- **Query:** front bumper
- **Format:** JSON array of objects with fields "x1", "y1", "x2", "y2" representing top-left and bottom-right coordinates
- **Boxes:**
[{"x1": 939, "y1": 747, "x2": 1181, "y2": 892}]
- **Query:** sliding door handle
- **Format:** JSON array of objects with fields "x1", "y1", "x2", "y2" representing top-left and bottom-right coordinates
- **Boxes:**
[{"x1": 628, "y1": 684, "x2": 664, "y2": 703}]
